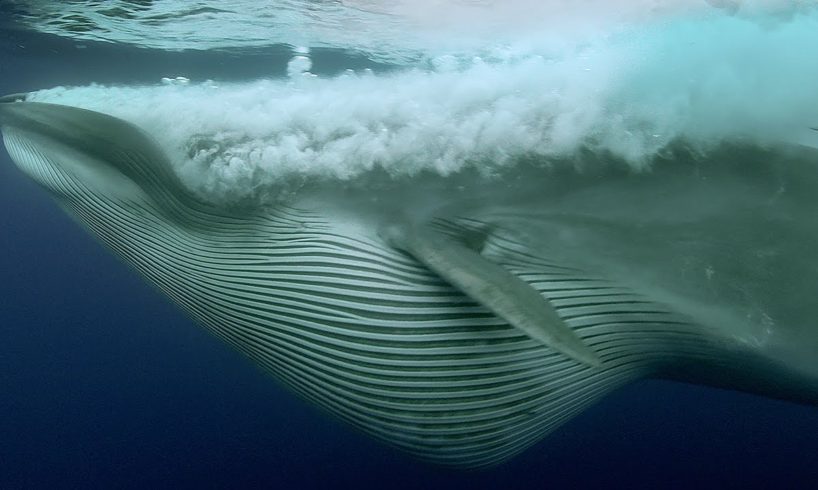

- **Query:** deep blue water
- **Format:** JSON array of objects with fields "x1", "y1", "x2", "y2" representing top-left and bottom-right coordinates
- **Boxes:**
[{"x1": 2, "y1": 23, "x2": 818, "y2": 490}]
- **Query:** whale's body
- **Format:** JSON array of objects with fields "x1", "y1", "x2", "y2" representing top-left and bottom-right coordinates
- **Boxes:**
[{"x1": 2, "y1": 99, "x2": 817, "y2": 467}]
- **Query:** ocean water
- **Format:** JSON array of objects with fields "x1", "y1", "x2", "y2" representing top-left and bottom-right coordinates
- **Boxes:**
[{"x1": 2, "y1": 1, "x2": 818, "y2": 488}]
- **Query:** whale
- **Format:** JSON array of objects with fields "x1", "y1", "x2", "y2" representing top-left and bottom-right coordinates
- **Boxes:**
[{"x1": 1, "y1": 96, "x2": 817, "y2": 468}]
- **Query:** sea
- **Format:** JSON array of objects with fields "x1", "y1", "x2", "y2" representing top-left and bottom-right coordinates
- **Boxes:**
[{"x1": 2, "y1": 1, "x2": 818, "y2": 488}]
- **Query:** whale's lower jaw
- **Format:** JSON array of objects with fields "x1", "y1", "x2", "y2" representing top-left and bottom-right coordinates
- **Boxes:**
[{"x1": 2, "y1": 100, "x2": 814, "y2": 468}]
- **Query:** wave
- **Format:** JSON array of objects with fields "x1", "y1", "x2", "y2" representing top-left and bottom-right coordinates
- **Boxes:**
[{"x1": 5, "y1": 0, "x2": 813, "y2": 62}]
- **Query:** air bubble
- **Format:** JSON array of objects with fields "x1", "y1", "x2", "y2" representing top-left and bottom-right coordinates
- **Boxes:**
[{"x1": 287, "y1": 55, "x2": 313, "y2": 79}]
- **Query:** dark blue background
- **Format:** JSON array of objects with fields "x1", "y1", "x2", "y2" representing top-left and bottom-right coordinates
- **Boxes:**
[{"x1": 2, "y1": 23, "x2": 818, "y2": 490}]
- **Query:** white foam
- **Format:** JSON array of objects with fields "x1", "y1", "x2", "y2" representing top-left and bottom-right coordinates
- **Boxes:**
[{"x1": 25, "y1": 7, "x2": 818, "y2": 205}]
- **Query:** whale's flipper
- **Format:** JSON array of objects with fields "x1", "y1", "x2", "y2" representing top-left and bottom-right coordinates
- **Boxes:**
[{"x1": 381, "y1": 223, "x2": 602, "y2": 367}]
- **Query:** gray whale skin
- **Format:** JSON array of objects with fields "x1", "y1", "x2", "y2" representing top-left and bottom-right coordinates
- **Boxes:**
[{"x1": 2, "y1": 97, "x2": 817, "y2": 468}]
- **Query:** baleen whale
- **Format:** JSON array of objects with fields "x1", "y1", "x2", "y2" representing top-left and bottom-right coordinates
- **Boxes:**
[{"x1": 2, "y1": 97, "x2": 817, "y2": 467}]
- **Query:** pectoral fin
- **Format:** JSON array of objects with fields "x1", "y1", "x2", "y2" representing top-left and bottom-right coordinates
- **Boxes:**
[{"x1": 381, "y1": 223, "x2": 602, "y2": 367}]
